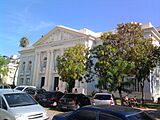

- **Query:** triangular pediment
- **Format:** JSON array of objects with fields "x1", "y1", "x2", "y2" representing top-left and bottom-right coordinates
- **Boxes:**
[{"x1": 33, "y1": 26, "x2": 86, "y2": 47}]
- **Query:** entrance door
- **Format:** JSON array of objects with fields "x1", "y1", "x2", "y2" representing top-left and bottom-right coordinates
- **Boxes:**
[
  {"x1": 41, "y1": 77, "x2": 45, "y2": 88},
  {"x1": 54, "y1": 77, "x2": 59, "y2": 91}
]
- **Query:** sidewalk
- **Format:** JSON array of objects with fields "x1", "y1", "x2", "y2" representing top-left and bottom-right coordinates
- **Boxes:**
[{"x1": 46, "y1": 108, "x2": 63, "y2": 120}]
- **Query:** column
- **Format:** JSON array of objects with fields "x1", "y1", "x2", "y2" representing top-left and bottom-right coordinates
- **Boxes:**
[
  {"x1": 35, "y1": 52, "x2": 40, "y2": 87},
  {"x1": 47, "y1": 50, "x2": 54, "y2": 90},
  {"x1": 44, "y1": 50, "x2": 51, "y2": 87},
  {"x1": 32, "y1": 53, "x2": 38, "y2": 85}
]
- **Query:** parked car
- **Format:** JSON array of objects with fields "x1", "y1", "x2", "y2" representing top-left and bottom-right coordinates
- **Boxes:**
[
  {"x1": 0, "y1": 89, "x2": 49, "y2": 120},
  {"x1": 33, "y1": 88, "x2": 47, "y2": 100},
  {"x1": 92, "y1": 93, "x2": 115, "y2": 105},
  {"x1": 14, "y1": 85, "x2": 36, "y2": 91},
  {"x1": 37, "y1": 91, "x2": 64, "y2": 107},
  {"x1": 58, "y1": 93, "x2": 91, "y2": 111},
  {"x1": 0, "y1": 108, "x2": 15, "y2": 120},
  {"x1": 14, "y1": 85, "x2": 46, "y2": 99},
  {"x1": 0, "y1": 84, "x2": 11, "y2": 89},
  {"x1": 53, "y1": 105, "x2": 154, "y2": 120}
]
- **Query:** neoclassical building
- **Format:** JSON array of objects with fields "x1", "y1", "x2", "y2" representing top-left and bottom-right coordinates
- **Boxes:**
[{"x1": 17, "y1": 23, "x2": 160, "y2": 101}]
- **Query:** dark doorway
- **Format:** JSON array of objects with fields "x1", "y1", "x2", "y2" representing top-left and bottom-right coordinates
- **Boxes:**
[
  {"x1": 41, "y1": 77, "x2": 45, "y2": 88},
  {"x1": 54, "y1": 77, "x2": 59, "y2": 91}
]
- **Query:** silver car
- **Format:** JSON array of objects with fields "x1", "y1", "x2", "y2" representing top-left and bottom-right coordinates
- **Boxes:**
[
  {"x1": 0, "y1": 89, "x2": 48, "y2": 120},
  {"x1": 0, "y1": 108, "x2": 15, "y2": 120},
  {"x1": 92, "y1": 93, "x2": 115, "y2": 105}
]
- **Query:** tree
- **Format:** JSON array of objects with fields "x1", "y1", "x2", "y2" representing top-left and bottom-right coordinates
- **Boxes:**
[
  {"x1": 19, "y1": 37, "x2": 29, "y2": 48},
  {"x1": 57, "y1": 44, "x2": 89, "y2": 92},
  {"x1": 116, "y1": 23, "x2": 155, "y2": 103},
  {"x1": 90, "y1": 22, "x2": 157, "y2": 104},
  {"x1": 90, "y1": 35, "x2": 135, "y2": 104},
  {"x1": 0, "y1": 55, "x2": 9, "y2": 83}
]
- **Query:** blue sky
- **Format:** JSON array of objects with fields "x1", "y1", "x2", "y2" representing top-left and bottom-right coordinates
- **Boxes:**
[{"x1": 0, "y1": 0, "x2": 160, "y2": 56}]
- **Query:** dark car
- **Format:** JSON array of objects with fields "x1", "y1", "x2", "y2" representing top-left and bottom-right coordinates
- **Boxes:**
[
  {"x1": 58, "y1": 93, "x2": 91, "y2": 111},
  {"x1": 37, "y1": 91, "x2": 64, "y2": 107},
  {"x1": 53, "y1": 105, "x2": 154, "y2": 120},
  {"x1": 24, "y1": 87, "x2": 46, "y2": 99}
]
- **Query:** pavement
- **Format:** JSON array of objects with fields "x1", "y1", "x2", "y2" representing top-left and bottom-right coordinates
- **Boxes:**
[
  {"x1": 46, "y1": 108, "x2": 63, "y2": 120},
  {"x1": 46, "y1": 107, "x2": 160, "y2": 120}
]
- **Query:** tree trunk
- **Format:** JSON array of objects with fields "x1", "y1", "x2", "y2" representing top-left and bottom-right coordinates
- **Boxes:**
[
  {"x1": 68, "y1": 79, "x2": 75, "y2": 93},
  {"x1": 141, "y1": 80, "x2": 144, "y2": 104},
  {"x1": 118, "y1": 86, "x2": 123, "y2": 105},
  {"x1": 13, "y1": 64, "x2": 19, "y2": 86}
]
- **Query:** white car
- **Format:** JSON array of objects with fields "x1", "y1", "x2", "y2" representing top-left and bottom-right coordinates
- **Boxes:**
[
  {"x1": 14, "y1": 85, "x2": 36, "y2": 91},
  {"x1": 0, "y1": 108, "x2": 15, "y2": 120},
  {"x1": 92, "y1": 93, "x2": 115, "y2": 105},
  {"x1": 0, "y1": 89, "x2": 48, "y2": 120}
]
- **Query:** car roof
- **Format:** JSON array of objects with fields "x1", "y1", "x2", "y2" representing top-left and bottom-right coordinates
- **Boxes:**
[
  {"x1": 82, "y1": 105, "x2": 142, "y2": 117},
  {"x1": 95, "y1": 93, "x2": 112, "y2": 95},
  {"x1": 15, "y1": 85, "x2": 36, "y2": 88},
  {"x1": 0, "y1": 89, "x2": 24, "y2": 95}
]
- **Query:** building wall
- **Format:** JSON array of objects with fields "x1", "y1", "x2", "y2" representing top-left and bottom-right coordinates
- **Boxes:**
[
  {"x1": 17, "y1": 24, "x2": 160, "y2": 101},
  {"x1": 4, "y1": 55, "x2": 19, "y2": 85}
]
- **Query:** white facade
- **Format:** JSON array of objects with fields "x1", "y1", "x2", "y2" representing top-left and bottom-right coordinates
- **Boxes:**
[
  {"x1": 17, "y1": 23, "x2": 160, "y2": 100},
  {"x1": 5, "y1": 55, "x2": 19, "y2": 85}
]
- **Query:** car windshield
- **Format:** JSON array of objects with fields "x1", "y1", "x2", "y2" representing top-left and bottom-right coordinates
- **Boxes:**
[
  {"x1": 127, "y1": 112, "x2": 154, "y2": 120},
  {"x1": 94, "y1": 94, "x2": 111, "y2": 100},
  {"x1": 4, "y1": 93, "x2": 37, "y2": 107},
  {"x1": 44, "y1": 92, "x2": 56, "y2": 98},
  {"x1": 15, "y1": 87, "x2": 24, "y2": 91}
]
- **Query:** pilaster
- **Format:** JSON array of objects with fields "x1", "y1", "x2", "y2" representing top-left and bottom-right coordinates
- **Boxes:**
[
  {"x1": 44, "y1": 50, "x2": 51, "y2": 88},
  {"x1": 47, "y1": 50, "x2": 54, "y2": 90},
  {"x1": 35, "y1": 52, "x2": 40, "y2": 87}
]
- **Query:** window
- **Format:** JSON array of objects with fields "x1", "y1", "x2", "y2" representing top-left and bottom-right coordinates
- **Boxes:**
[
  {"x1": 0, "y1": 96, "x2": 7, "y2": 110},
  {"x1": 24, "y1": 88, "x2": 36, "y2": 95},
  {"x1": 127, "y1": 112, "x2": 153, "y2": 120},
  {"x1": 94, "y1": 94, "x2": 111, "y2": 100},
  {"x1": 99, "y1": 113, "x2": 122, "y2": 120},
  {"x1": 4, "y1": 93, "x2": 37, "y2": 107},
  {"x1": 68, "y1": 109, "x2": 96, "y2": 120}
]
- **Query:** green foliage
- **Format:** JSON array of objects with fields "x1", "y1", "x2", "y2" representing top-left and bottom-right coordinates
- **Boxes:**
[
  {"x1": 90, "y1": 22, "x2": 158, "y2": 103},
  {"x1": 57, "y1": 44, "x2": 89, "y2": 92},
  {"x1": 19, "y1": 37, "x2": 29, "y2": 47},
  {"x1": 0, "y1": 56, "x2": 9, "y2": 83},
  {"x1": 91, "y1": 34, "x2": 135, "y2": 93}
]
